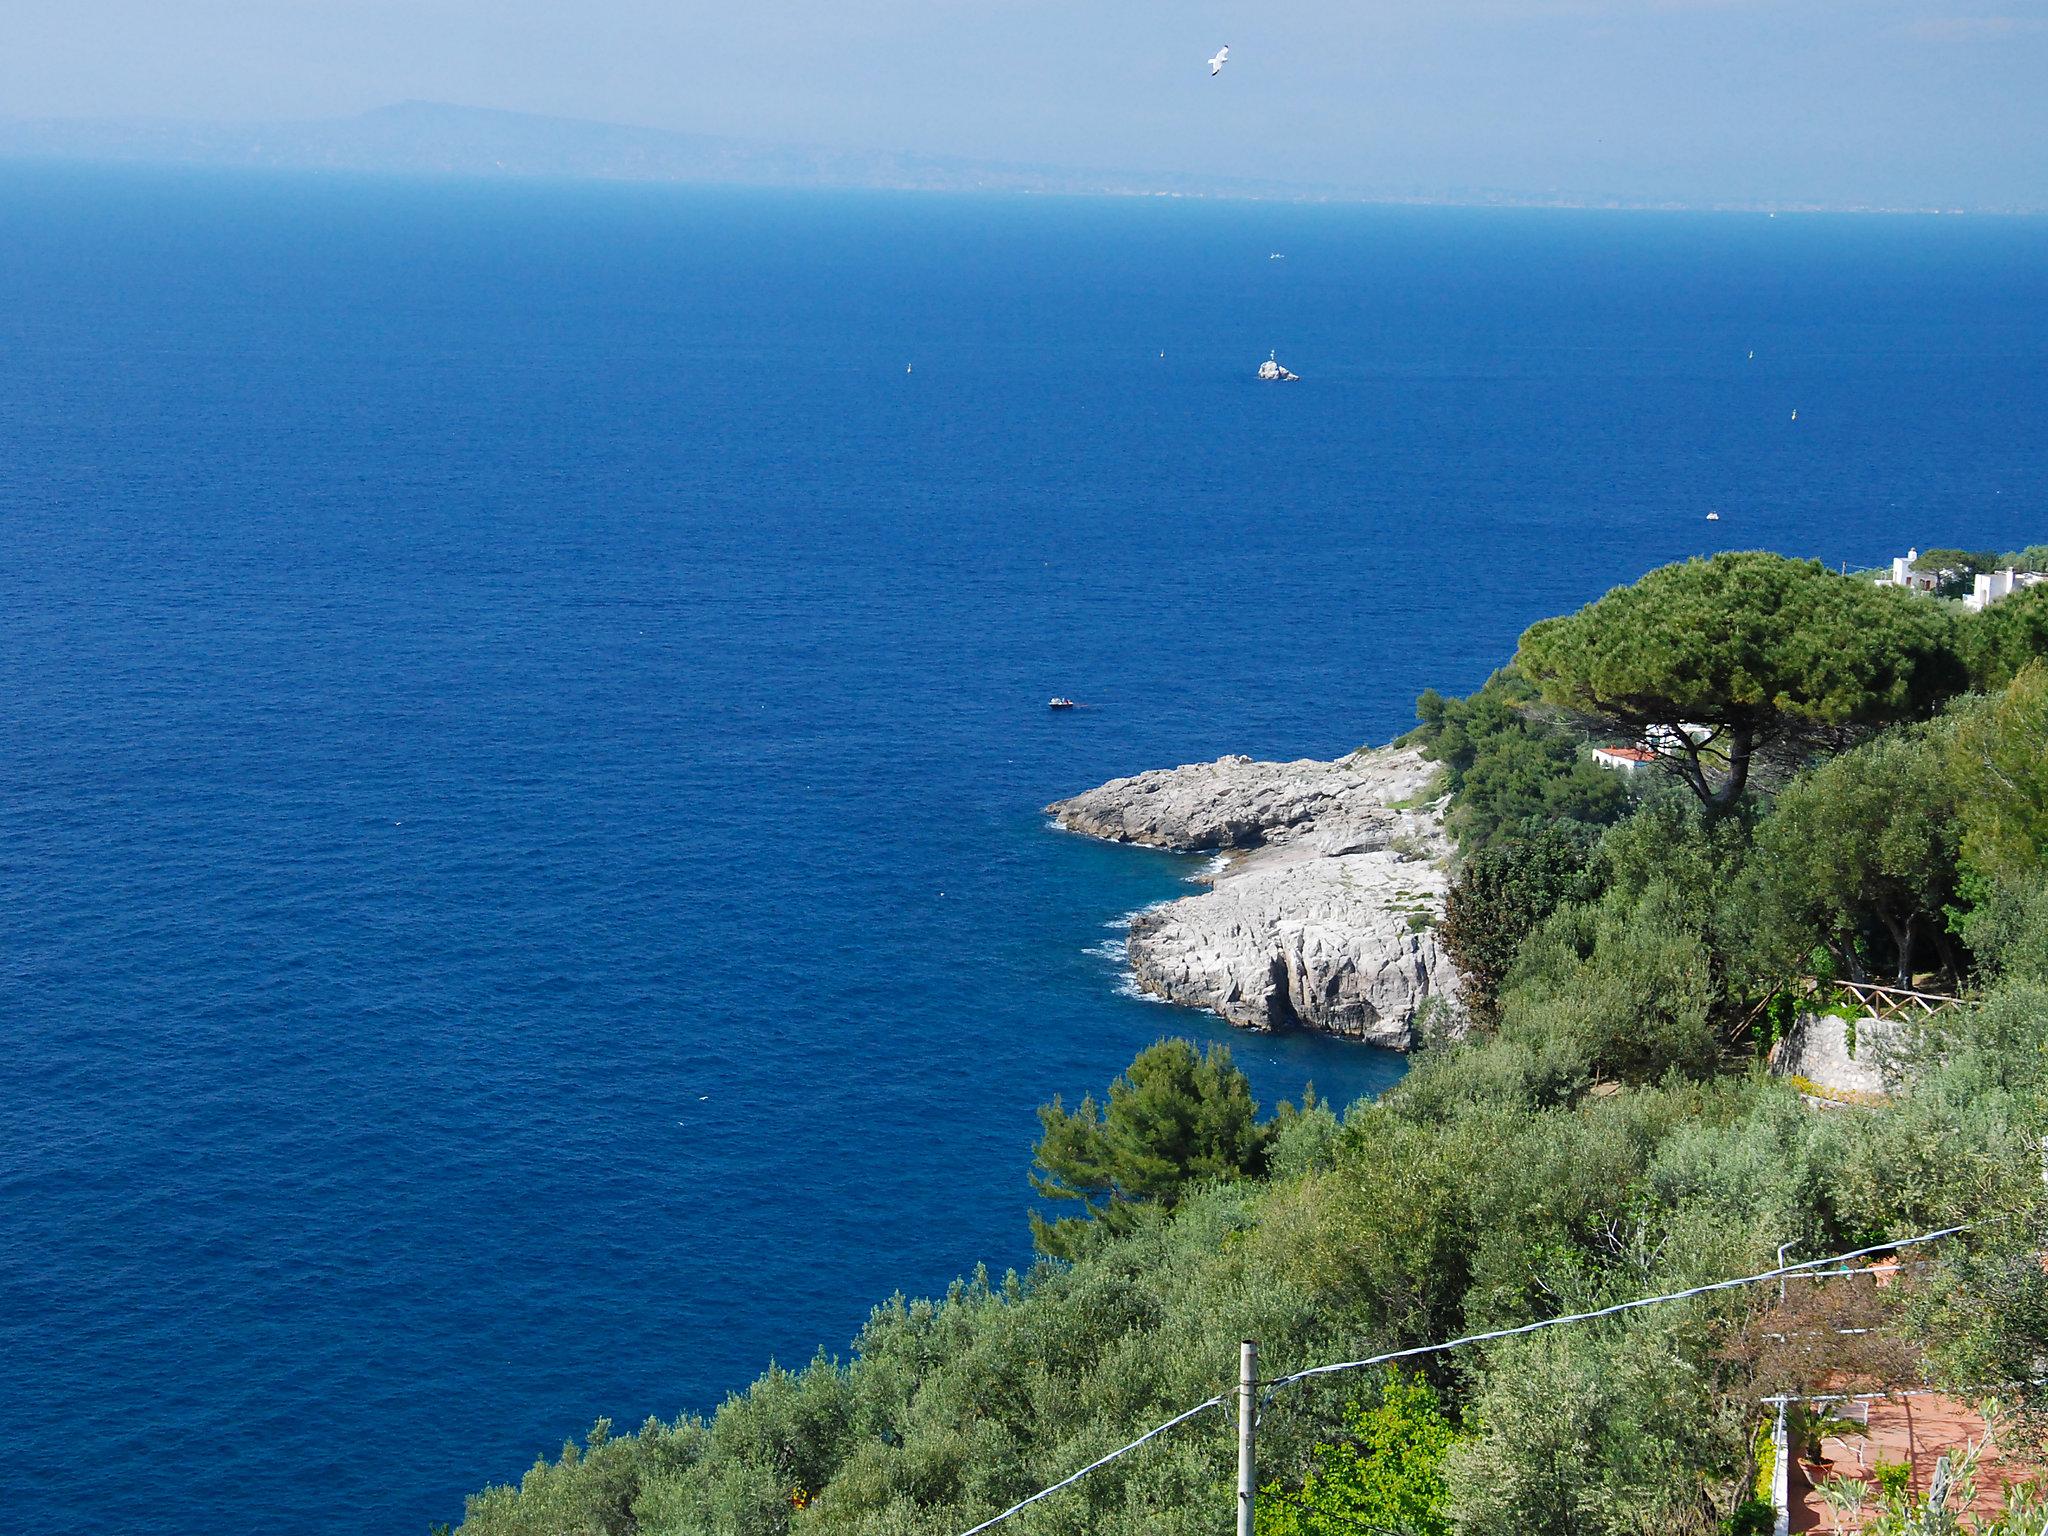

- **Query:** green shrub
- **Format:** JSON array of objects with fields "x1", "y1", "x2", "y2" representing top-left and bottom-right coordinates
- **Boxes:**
[
  {"x1": 1258, "y1": 1372, "x2": 1459, "y2": 1536},
  {"x1": 1439, "y1": 823, "x2": 1599, "y2": 1023}
]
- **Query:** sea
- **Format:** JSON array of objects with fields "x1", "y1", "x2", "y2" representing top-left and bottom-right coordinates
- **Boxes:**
[{"x1": 1, "y1": 163, "x2": 2042, "y2": 1534}]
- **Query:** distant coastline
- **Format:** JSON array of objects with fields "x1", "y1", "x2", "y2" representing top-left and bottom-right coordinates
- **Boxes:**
[{"x1": 2, "y1": 102, "x2": 2041, "y2": 215}]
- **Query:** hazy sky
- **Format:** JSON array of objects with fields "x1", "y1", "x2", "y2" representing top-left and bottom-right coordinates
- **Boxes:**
[{"x1": 6, "y1": 1, "x2": 2046, "y2": 206}]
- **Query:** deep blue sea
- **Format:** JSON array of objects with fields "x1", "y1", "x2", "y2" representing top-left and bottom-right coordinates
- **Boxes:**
[{"x1": 1, "y1": 164, "x2": 2043, "y2": 1534}]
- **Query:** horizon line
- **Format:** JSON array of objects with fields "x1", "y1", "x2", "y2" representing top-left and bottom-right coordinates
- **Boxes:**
[{"x1": 0, "y1": 100, "x2": 2041, "y2": 218}]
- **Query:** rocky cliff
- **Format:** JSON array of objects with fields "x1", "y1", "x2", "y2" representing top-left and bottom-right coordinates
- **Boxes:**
[{"x1": 1048, "y1": 747, "x2": 1462, "y2": 1049}]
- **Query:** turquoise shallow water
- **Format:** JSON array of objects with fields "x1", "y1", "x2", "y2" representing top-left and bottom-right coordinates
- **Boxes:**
[{"x1": 0, "y1": 165, "x2": 2043, "y2": 1533}]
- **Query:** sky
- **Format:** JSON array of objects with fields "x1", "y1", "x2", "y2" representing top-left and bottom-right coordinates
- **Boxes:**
[{"x1": 4, "y1": 0, "x2": 2046, "y2": 207}]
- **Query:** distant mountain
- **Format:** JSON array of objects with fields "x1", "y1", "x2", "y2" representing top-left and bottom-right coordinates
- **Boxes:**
[
  {"x1": 3, "y1": 101, "x2": 2008, "y2": 211},
  {"x1": 0, "y1": 101, "x2": 1330, "y2": 200}
]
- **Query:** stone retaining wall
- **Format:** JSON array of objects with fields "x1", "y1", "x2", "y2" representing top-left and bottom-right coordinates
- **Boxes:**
[{"x1": 1770, "y1": 1012, "x2": 1911, "y2": 1102}]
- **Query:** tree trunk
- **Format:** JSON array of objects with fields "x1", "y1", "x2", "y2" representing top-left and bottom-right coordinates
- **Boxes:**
[
  {"x1": 1704, "y1": 726, "x2": 1756, "y2": 814},
  {"x1": 1878, "y1": 911, "x2": 1917, "y2": 988},
  {"x1": 1930, "y1": 923, "x2": 1962, "y2": 994}
]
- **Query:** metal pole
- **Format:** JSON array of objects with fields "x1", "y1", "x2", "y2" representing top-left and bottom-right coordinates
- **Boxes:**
[
  {"x1": 1769, "y1": 1395, "x2": 1791, "y2": 1536},
  {"x1": 1237, "y1": 1340, "x2": 1258, "y2": 1536}
]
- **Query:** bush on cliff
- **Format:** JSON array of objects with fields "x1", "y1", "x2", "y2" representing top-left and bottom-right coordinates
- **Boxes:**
[
  {"x1": 1028, "y1": 1038, "x2": 1275, "y2": 1260},
  {"x1": 1951, "y1": 661, "x2": 2048, "y2": 887},
  {"x1": 1960, "y1": 583, "x2": 2048, "y2": 690},
  {"x1": 1438, "y1": 823, "x2": 1598, "y2": 1023},
  {"x1": 1413, "y1": 669, "x2": 1629, "y2": 853},
  {"x1": 1750, "y1": 722, "x2": 1963, "y2": 987},
  {"x1": 1258, "y1": 1372, "x2": 1459, "y2": 1536}
]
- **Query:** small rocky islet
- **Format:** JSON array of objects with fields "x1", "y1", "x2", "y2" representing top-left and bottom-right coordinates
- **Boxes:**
[{"x1": 1047, "y1": 744, "x2": 1462, "y2": 1049}]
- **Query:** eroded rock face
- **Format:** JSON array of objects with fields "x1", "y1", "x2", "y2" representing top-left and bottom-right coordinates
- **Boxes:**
[
  {"x1": 1048, "y1": 747, "x2": 1463, "y2": 1048},
  {"x1": 1127, "y1": 851, "x2": 1455, "y2": 1047}
]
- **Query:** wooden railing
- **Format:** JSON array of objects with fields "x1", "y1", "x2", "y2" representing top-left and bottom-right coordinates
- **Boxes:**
[{"x1": 1797, "y1": 977, "x2": 1970, "y2": 1022}]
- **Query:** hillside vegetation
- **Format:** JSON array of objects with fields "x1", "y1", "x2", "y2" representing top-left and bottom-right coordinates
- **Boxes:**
[{"x1": 455, "y1": 554, "x2": 2048, "y2": 1536}]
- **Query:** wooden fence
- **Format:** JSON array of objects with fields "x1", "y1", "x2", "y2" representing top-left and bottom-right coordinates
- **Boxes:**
[{"x1": 1797, "y1": 977, "x2": 1970, "y2": 1022}]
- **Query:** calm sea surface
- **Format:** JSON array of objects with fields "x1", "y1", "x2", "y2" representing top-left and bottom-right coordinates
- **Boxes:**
[{"x1": 1, "y1": 166, "x2": 2043, "y2": 1533}]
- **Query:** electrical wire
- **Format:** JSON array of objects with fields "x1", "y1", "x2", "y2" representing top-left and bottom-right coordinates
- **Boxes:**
[
  {"x1": 952, "y1": 1392, "x2": 1229, "y2": 1536},
  {"x1": 1264, "y1": 1226, "x2": 1972, "y2": 1392},
  {"x1": 946, "y1": 1223, "x2": 1975, "y2": 1535}
]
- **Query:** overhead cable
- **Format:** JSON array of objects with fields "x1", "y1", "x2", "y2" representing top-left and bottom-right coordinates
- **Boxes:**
[{"x1": 948, "y1": 1222, "x2": 1975, "y2": 1535}]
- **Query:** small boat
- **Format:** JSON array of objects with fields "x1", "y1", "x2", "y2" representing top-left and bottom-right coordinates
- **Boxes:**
[
  {"x1": 1790, "y1": 408, "x2": 1798, "y2": 421},
  {"x1": 1706, "y1": 511, "x2": 1720, "y2": 522},
  {"x1": 1257, "y1": 350, "x2": 1300, "y2": 382},
  {"x1": 1048, "y1": 697, "x2": 1078, "y2": 710},
  {"x1": 1269, "y1": 253, "x2": 1286, "y2": 261}
]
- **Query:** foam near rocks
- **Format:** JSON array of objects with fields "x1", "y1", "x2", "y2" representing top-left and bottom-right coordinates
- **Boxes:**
[{"x1": 1048, "y1": 745, "x2": 1462, "y2": 1049}]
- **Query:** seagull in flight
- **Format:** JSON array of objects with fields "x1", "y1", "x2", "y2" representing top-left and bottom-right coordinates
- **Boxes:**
[{"x1": 1209, "y1": 45, "x2": 1230, "y2": 77}]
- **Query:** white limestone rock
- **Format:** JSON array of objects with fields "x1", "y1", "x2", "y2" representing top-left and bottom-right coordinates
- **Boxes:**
[
  {"x1": 1048, "y1": 746, "x2": 1462, "y2": 1047},
  {"x1": 1127, "y1": 850, "x2": 1457, "y2": 1047},
  {"x1": 1045, "y1": 746, "x2": 1444, "y2": 855}
]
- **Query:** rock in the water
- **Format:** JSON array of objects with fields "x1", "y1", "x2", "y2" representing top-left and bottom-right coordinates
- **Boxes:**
[
  {"x1": 1046, "y1": 747, "x2": 1442, "y2": 854},
  {"x1": 1048, "y1": 746, "x2": 1462, "y2": 1047},
  {"x1": 1128, "y1": 850, "x2": 1455, "y2": 1048}
]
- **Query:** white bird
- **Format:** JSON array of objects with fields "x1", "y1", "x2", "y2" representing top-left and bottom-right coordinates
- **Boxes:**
[{"x1": 1209, "y1": 45, "x2": 1230, "y2": 76}]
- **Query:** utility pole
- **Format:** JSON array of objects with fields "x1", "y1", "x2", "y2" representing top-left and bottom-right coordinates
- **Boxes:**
[{"x1": 1237, "y1": 1340, "x2": 1258, "y2": 1536}]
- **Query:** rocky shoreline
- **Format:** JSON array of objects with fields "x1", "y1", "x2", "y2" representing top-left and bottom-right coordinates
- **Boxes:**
[{"x1": 1047, "y1": 746, "x2": 1463, "y2": 1050}]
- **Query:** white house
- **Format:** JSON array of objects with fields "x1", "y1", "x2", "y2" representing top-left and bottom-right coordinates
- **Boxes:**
[
  {"x1": 1644, "y1": 722, "x2": 1715, "y2": 754},
  {"x1": 1964, "y1": 568, "x2": 2047, "y2": 613},
  {"x1": 1883, "y1": 549, "x2": 1941, "y2": 594},
  {"x1": 1591, "y1": 745, "x2": 1660, "y2": 775}
]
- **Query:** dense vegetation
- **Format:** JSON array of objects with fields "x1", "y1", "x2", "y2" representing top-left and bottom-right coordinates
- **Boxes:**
[{"x1": 455, "y1": 553, "x2": 2048, "y2": 1536}]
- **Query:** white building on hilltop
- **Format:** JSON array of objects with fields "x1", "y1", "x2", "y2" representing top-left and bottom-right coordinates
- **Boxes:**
[
  {"x1": 1879, "y1": 547, "x2": 2045, "y2": 609},
  {"x1": 1645, "y1": 722, "x2": 1715, "y2": 754},
  {"x1": 1884, "y1": 549, "x2": 1941, "y2": 594},
  {"x1": 1965, "y1": 567, "x2": 2048, "y2": 613},
  {"x1": 1591, "y1": 745, "x2": 1660, "y2": 775}
]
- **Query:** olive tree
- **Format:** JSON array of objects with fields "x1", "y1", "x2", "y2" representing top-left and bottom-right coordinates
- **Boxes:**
[
  {"x1": 1952, "y1": 661, "x2": 2048, "y2": 886},
  {"x1": 1755, "y1": 725, "x2": 1962, "y2": 986}
]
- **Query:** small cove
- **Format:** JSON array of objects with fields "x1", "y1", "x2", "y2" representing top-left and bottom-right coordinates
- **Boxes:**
[{"x1": 1, "y1": 166, "x2": 2042, "y2": 1533}]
